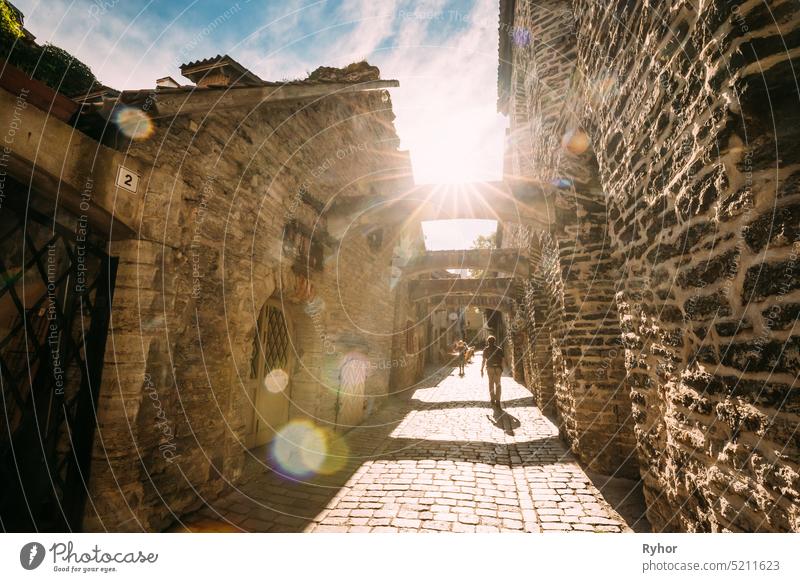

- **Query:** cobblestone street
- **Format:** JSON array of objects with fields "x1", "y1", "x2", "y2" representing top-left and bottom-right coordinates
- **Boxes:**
[{"x1": 178, "y1": 358, "x2": 643, "y2": 533}]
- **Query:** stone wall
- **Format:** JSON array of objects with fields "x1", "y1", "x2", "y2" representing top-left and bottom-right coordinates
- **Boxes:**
[
  {"x1": 503, "y1": 212, "x2": 638, "y2": 479},
  {"x1": 501, "y1": 0, "x2": 800, "y2": 531},
  {"x1": 575, "y1": 0, "x2": 800, "y2": 532},
  {"x1": 85, "y1": 82, "x2": 421, "y2": 530},
  {"x1": 388, "y1": 293, "x2": 428, "y2": 395},
  {"x1": 500, "y1": 0, "x2": 638, "y2": 478}
]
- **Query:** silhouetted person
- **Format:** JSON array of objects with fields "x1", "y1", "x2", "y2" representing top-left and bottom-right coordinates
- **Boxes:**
[
  {"x1": 480, "y1": 335, "x2": 505, "y2": 407},
  {"x1": 456, "y1": 340, "x2": 466, "y2": 376}
]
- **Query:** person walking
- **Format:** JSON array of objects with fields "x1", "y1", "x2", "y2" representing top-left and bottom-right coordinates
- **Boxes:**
[
  {"x1": 480, "y1": 335, "x2": 505, "y2": 407},
  {"x1": 456, "y1": 340, "x2": 466, "y2": 376}
]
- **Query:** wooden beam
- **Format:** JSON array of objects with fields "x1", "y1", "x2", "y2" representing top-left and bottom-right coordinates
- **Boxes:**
[
  {"x1": 5, "y1": 154, "x2": 136, "y2": 240},
  {"x1": 0, "y1": 87, "x2": 140, "y2": 241}
]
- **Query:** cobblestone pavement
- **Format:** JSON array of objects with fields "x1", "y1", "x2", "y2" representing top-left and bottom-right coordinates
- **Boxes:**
[{"x1": 176, "y1": 358, "x2": 633, "y2": 533}]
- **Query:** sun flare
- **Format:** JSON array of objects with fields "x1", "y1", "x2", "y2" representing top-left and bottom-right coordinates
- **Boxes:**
[{"x1": 403, "y1": 105, "x2": 506, "y2": 185}]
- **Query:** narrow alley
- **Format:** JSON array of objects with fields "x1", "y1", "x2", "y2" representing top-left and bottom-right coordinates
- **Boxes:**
[
  {"x1": 3, "y1": 0, "x2": 797, "y2": 546},
  {"x1": 178, "y1": 356, "x2": 645, "y2": 533}
]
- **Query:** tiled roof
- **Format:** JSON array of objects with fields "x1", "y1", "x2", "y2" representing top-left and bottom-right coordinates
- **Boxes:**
[
  {"x1": 179, "y1": 53, "x2": 263, "y2": 85},
  {"x1": 179, "y1": 53, "x2": 227, "y2": 70}
]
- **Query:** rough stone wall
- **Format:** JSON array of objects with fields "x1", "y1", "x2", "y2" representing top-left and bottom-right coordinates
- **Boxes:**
[
  {"x1": 501, "y1": 0, "x2": 637, "y2": 478},
  {"x1": 506, "y1": 326, "x2": 527, "y2": 383},
  {"x1": 388, "y1": 293, "x2": 427, "y2": 395},
  {"x1": 505, "y1": 216, "x2": 636, "y2": 478},
  {"x1": 84, "y1": 239, "x2": 187, "y2": 531},
  {"x1": 386, "y1": 223, "x2": 429, "y2": 395},
  {"x1": 503, "y1": 0, "x2": 800, "y2": 531},
  {"x1": 86, "y1": 86, "x2": 416, "y2": 530},
  {"x1": 527, "y1": 233, "x2": 557, "y2": 417},
  {"x1": 552, "y1": 189, "x2": 638, "y2": 479},
  {"x1": 519, "y1": 232, "x2": 558, "y2": 416},
  {"x1": 571, "y1": 0, "x2": 800, "y2": 532}
]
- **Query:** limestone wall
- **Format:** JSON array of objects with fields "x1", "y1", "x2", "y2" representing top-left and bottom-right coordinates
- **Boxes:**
[
  {"x1": 502, "y1": 0, "x2": 800, "y2": 531},
  {"x1": 85, "y1": 86, "x2": 419, "y2": 530}
]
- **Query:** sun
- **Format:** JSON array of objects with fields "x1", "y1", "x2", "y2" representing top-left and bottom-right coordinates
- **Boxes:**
[{"x1": 402, "y1": 106, "x2": 507, "y2": 185}]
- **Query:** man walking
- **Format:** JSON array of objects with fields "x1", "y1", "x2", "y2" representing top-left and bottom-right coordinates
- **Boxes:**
[{"x1": 480, "y1": 335, "x2": 505, "y2": 407}]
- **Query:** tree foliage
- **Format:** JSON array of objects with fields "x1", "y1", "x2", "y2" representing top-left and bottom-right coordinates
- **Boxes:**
[
  {"x1": 0, "y1": 0, "x2": 97, "y2": 97},
  {"x1": 472, "y1": 233, "x2": 496, "y2": 250},
  {"x1": 0, "y1": 0, "x2": 22, "y2": 40},
  {"x1": 469, "y1": 232, "x2": 497, "y2": 278}
]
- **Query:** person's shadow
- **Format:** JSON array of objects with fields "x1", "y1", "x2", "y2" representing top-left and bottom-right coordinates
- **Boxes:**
[{"x1": 487, "y1": 406, "x2": 521, "y2": 436}]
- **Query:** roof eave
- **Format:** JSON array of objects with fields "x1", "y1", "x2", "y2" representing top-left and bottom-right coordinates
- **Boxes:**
[{"x1": 138, "y1": 78, "x2": 400, "y2": 118}]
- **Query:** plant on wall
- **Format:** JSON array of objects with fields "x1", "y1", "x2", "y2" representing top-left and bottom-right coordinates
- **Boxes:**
[{"x1": 0, "y1": 0, "x2": 23, "y2": 40}]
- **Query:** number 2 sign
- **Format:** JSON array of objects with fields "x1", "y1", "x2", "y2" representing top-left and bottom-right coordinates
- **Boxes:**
[{"x1": 116, "y1": 165, "x2": 140, "y2": 193}]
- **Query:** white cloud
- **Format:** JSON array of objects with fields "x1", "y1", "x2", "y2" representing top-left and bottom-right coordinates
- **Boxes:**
[
  {"x1": 371, "y1": 0, "x2": 506, "y2": 183},
  {"x1": 13, "y1": 0, "x2": 507, "y2": 183},
  {"x1": 14, "y1": 0, "x2": 257, "y2": 88}
]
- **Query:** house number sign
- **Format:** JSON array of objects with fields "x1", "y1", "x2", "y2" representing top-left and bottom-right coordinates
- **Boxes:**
[{"x1": 116, "y1": 165, "x2": 140, "y2": 193}]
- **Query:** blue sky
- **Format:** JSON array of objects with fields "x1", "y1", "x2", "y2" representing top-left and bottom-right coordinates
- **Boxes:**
[{"x1": 15, "y1": 0, "x2": 502, "y2": 247}]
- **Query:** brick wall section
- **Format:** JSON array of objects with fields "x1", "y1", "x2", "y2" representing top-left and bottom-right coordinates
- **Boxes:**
[
  {"x1": 502, "y1": 0, "x2": 800, "y2": 531},
  {"x1": 85, "y1": 87, "x2": 420, "y2": 530}
]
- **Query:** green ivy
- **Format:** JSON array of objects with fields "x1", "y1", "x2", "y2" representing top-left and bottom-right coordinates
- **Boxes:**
[
  {"x1": 0, "y1": 0, "x2": 23, "y2": 40},
  {"x1": 0, "y1": 0, "x2": 97, "y2": 97}
]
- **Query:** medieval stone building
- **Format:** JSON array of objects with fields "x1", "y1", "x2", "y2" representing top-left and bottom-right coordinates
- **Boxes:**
[
  {"x1": 1, "y1": 0, "x2": 798, "y2": 534},
  {"x1": 0, "y1": 49, "x2": 436, "y2": 530}
]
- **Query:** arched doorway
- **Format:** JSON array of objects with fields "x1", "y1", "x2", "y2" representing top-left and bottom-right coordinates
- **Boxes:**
[{"x1": 244, "y1": 299, "x2": 293, "y2": 448}]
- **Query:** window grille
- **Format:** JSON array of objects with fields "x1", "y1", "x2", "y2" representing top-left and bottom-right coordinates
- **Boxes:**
[{"x1": 251, "y1": 304, "x2": 289, "y2": 379}]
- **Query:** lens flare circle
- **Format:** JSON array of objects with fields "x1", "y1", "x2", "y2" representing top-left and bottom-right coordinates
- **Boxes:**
[
  {"x1": 263, "y1": 368, "x2": 289, "y2": 393},
  {"x1": 114, "y1": 106, "x2": 154, "y2": 140},
  {"x1": 562, "y1": 128, "x2": 590, "y2": 155},
  {"x1": 271, "y1": 420, "x2": 327, "y2": 478}
]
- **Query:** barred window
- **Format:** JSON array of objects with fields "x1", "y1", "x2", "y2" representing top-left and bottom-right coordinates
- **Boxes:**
[{"x1": 251, "y1": 304, "x2": 290, "y2": 379}]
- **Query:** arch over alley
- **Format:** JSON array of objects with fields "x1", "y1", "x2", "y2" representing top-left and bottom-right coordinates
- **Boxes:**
[
  {"x1": 400, "y1": 248, "x2": 530, "y2": 279},
  {"x1": 408, "y1": 277, "x2": 523, "y2": 302},
  {"x1": 328, "y1": 180, "x2": 558, "y2": 230}
]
